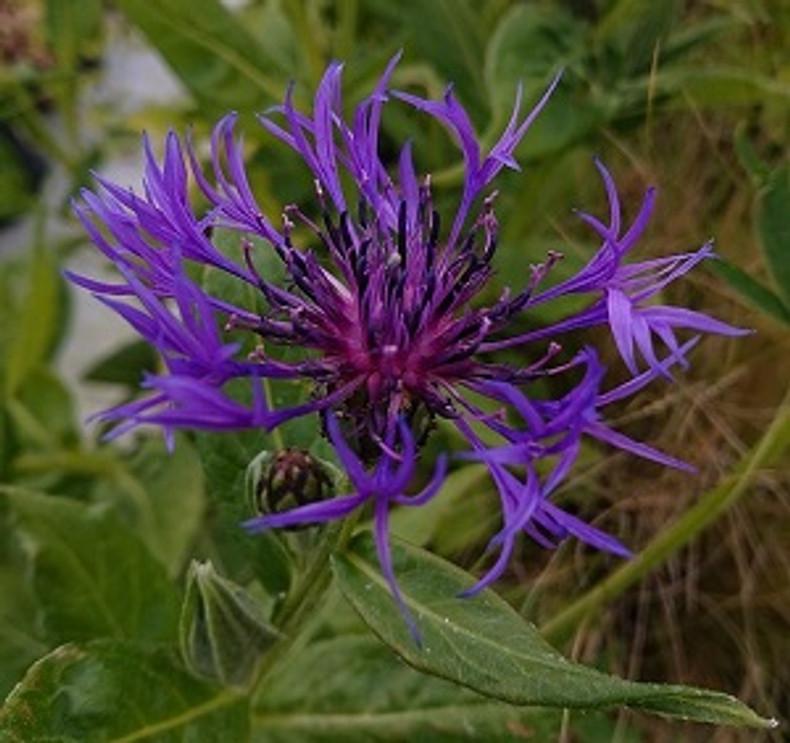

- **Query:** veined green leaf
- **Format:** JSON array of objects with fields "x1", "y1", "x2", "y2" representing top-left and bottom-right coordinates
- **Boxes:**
[
  {"x1": 180, "y1": 560, "x2": 279, "y2": 687},
  {"x1": 0, "y1": 640, "x2": 247, "y2": 742},
  {"x1": 334, "y1": 533, "x2": 775, "y2": 729},
  {"x1": 2, "y1": 487, "x2": 178, "y2": 644},
  {"x1": 195, "y1": 430, "x2": 294, "y2": 596},
  {"x1": 253, "y1": 635, "x2": 564, "y2": 742},
  {"x1": 91, "y1": 436, "x2": 206, "y2": 577},
  {"x1": 0, "y1": 565, "x2": 48, "y2": 700}
]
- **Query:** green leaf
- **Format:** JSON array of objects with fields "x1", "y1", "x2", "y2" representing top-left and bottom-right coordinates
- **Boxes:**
[
  {"x1": 0, "y1": 132, "x2": 39, "y2": 222},
  {"x1": 240, "y1": 0, "x2": 299, "y2": 78},
  {"x1": 43, "y1": 0, "x2": 103, "y2": 133},
  {"x1": 709, "y1": 258, "x2": 790, "y2": 327},
  {"x1": 729, "y1": 131, "x2": 790, "y2": 314},
  {"x1": 648, "y1": 68, "x2": 790, "y2": 109},
  {"x1": 180, "y1": 560, "x2": 279, "y2": 687},
  {"x1": 733, "y1": 125, "x2": 772, "y2": 186},
  {"x1": 368, "y1": 0, "x2": 489, "y2": 117},
  {"x1": 756, "y1": 164, "x2": 790, "y2": 303},
  {"x1": 0, "y1": 566, "x2": 48, "y2": 700},
  {"x1": 195, "y1": 430, "x2": 294, "y2": 596},
  {"x1": 485, "y1": 4, "x2": 581, "y2": 109},
  {"x1": 253, "y1": 635, "x2": 565, "y2": 742},
  {"x1": 388, "y1": 464, "x2": 496, "y2": 551},
  {"x1": 0, "y1": 640, "x2": 248, "y2": 742},
  {"x1": 4, "y1": 243, "x2": 63, "y2": 397},
  {"x1": 594, "y1": 0, "x2": 677, "y2": 74},
  {"x1": 82, "y1": 340, "x2": 159, "y2": 388},
  {"x1": 115, "y1": 0, "x2": 286, "y2": 114},
  {"x1": 484, "y1": 5, "x2": 605, "y2": 159},
  {"x1": 333, "y1": 533, "x2": 774, "y2": 729},
  {"x1": 44, "y1": 0, "x2": 103, "y2": 69},
  {"x1": 2, "y1": 487, "x2": 178, "y2": 644},
  {"x1": 652, "y1": 16, "x2": 735, "y2": 67},
  {"x1": 92, "y1": 436, "x2": 206, "y2": 576},
  {"x1": 5, "y1": 368, "x2": 79, "y2": 456}
]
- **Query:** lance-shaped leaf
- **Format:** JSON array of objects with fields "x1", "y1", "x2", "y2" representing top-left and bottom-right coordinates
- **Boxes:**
[
  {"x1": 755, "y1": 163, "x2": 790, "y2": 305},
  {"x1": 253, "y1": 635, "x2": 567, "y2": 742},
  {"x1": 333, "y1": 533, "x2": 775, "y2": 729},
  {"x1": 709, "y1": 257, "x2": 790, "y2": 327}
]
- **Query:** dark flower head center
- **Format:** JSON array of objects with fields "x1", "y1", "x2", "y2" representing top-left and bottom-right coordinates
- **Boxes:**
[{"x1": 263, "y1": 181, "x2": 506, "y2": 455}]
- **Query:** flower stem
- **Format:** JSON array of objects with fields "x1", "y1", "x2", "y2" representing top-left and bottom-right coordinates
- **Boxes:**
[
  {"x1": 333, "y1": 0, "x2": 359, "y2": 61},
  {"x1": 250, "y1": 514, "x2": 359, "y2": 692},
  {"x1": 540, "y1": 385, "x2": 790, "y2": 646},
  {"x1": 282, "y1": 0, "x2": 326, "y2": 86},
  {"x1": 261, "y1": 378, "x2": 286, "y2": 452},
  {"x1": 274, "y1": 517, "x2": 356, "y2": 631}
]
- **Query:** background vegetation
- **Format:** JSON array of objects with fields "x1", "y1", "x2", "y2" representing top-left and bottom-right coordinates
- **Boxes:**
[{"x1": 1, "y1": 0, "x2": 788, "y2": 741}]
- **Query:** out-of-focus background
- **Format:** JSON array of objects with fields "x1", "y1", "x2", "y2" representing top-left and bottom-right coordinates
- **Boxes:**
[{"x1": 1, "y1": 1, "x2": 788, "y2": 740}]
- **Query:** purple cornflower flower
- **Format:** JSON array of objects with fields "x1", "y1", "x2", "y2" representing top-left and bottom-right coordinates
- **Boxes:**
[{"x1": 70, "y1": 55, "x2": 746, "y2": 638}]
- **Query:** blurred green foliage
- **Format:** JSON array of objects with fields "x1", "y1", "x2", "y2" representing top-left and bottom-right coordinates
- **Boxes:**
[{"x1": 0, "y1": 0, "x2": 788, "y2": 740}]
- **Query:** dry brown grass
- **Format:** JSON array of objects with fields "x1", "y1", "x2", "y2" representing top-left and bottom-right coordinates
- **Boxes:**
[{"x1": 520, "y1": 104, "x2": 790, "y2": 741}]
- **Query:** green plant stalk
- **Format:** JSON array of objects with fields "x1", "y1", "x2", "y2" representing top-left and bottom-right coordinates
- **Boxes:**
[
  {"x1": 333, "y1": 0, "x2": 359, "y2": 61},
  {"x1": 541, "y1": 385, "x2": 790, "y2": 646},
  {"x1": 273, "y1": 517, "x2": 355, "y2": 631},
  {"x1": 261, "y1": 378, "x2": 286, "y2": 452},
  {"x1": 250, "y1": 513, "x2": 360, "y2": 693},
  {"x1": 282, "y1": 0, "x2": 326, "y2": 86},
  {"x1": 111, "y1": 690, "x2": 241, "y2": 743}
]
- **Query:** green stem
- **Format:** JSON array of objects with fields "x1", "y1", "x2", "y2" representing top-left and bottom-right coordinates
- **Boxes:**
[
  {"x1": 250, "y1": 514, "x2": 359, "y2": 691},
  {"x1": 261, "y1": 378, "x2": 286, "y2": 451},
  {"x1": 112, "y1": 690, "x2": 240, "y2": 743},
  {"x1": 283, "y1": 0, "x2": 325, "y2": 86},
  {"x1": 333, "y1": 0, "x2": 359, "y2": 60},
  {"x1": 274, "y1": 517, "x2": 355, "y2": 631},
  {"x1": 541, "y1": 385, "x2": 790, "y2": 646}
]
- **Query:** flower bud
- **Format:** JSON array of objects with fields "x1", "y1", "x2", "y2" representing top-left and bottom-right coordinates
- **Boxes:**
[{"x1": 246, "y1": 448, "x2": 336, "y2": 521}]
